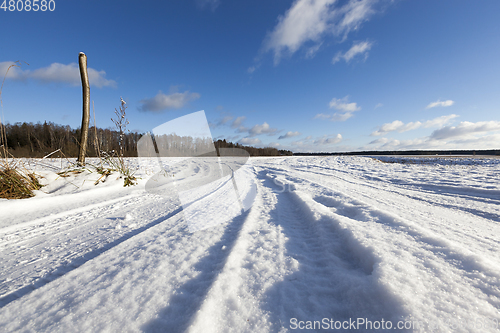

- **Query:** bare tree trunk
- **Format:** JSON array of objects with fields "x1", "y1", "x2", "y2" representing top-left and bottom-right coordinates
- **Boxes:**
[{"x1": 77, "y1": 52, "x2": 90, "y2": 165}]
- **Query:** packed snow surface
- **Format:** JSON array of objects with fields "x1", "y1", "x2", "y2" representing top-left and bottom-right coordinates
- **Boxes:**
[{"x1": 1, "y1": 156, "x2": 499, "y2": 332}]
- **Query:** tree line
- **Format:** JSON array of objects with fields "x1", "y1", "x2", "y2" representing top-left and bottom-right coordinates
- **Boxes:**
[
  {"x1": 1, "y1": 121, "x2": 141, "y2": 158},
  {"x1": 213, "y1": 139, "x2": 292, "y2": 157},
  {"x1": 0, "y1": 122, "x2": 292, "y2": 158}
]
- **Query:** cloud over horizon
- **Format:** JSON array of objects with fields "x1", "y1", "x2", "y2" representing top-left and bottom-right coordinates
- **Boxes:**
[
  {"x1": 314, "y1": 133, "x2": 342, "y2": 145},
  {"x1": 139, "y1": 90, "x2": 200, "y2": 112},
  {"x1": 218, "y1": 115, "x2": 233, "y2": 126},
  {"x1": 285, "y1": 133, "x2": 344, "y2": 152},
  {"x1": 367, "y1": 119, "x2": 500, "y2": 151},
  {"x1": 315, "y1": 96, "x2": 361, "y2": 122},
  {"x1": 371, "y1": 114, "x2": 459, "y2": 136},
  {"x1": 0, "y1": 61, "x2": 116, "y2": 88},
  {"x1": 238, "y1": 137, "x2": 262, "y2": 146},
  {"x1": 429, "y1": 120, "x2": 500, "y2": 140},
  {"x1": 235, "y1": 121, "x2": 279, "y2": 138},
  {"x1": 231, "y1": 116, "x2": 246, "y2": 128},
  {"x1": 248, "y1": 122, "x2": 278, "y2": 137},
  {"x1": 278, "y1": 131, "x2": 301, "y2": 139}
]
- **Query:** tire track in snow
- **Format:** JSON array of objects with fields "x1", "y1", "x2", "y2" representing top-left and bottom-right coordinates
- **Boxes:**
[
  {"x1": 261, "y1": 161, "x2": 500, "y2": 328},
  {"x1": 268, "y1": 163, "x2": 500, "y2": 270},
  {"x1": 0, "y1": 184, "x2": 147, "y2": 231},
  {"x1": 0, "y1": 192, "x2": 147, "y2": 248},
  {"x1": 139, "y1": 164, "x2": 259, "y2": 332},
  {"x1": 306, "y1": 189, "x2": 500, "y2": 328},
  {"x1": 310, "y1": 191, "x2": 500, "y2": 311},
  {"x1": 186, "y1": 169, "x2": 409, "y2": 333},
  {"x1": 267, "y1": 158, "x2": 500, "y2": 218},
  {"x1": 257, "y1": 171, "x2": 409, "y2": 332},
  {"x1": 296, "y1": 162, "x2": 500, "y2": 268},
  {"x1": 0, "y1": 196, "x2": 183, "y2": 308},
  {"x1": 140, "y1": 205, "x2": 252, "y2": 332},
  {"x1": 292, "y1": 164, "x2": 500, "y2": 222},
  {"x1": 0, "y1": 193, "x2": 157, "y2": 295},
  {"x1": 0, "y1": 198, "x2": 246, "y2": 332},
  {"x1": 185, "y1": 169, "x2": 286, "y2": 333}
]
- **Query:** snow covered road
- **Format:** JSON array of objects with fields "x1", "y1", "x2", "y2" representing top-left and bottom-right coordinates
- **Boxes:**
[{"x1": 0, "y1": 156, "x2": 499, "y2": 332}]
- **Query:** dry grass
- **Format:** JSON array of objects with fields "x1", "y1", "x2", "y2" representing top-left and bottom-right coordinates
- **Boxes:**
[
  {"x1": 0, "y1": 161, "x2": 42, "y2": 199},
  {"x1": 91, "y1": 152, "x2": 137, "y2": 186}
]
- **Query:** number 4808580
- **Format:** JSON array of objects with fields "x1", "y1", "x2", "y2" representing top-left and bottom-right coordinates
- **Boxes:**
[{"x1": 1, "y1": 0, "x2": 56, "y2": 11}]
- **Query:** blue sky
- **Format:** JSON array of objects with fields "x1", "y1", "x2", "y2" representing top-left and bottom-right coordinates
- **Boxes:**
[{"x1": 1, "y1": 0, "x2": 500, "y2": 152}]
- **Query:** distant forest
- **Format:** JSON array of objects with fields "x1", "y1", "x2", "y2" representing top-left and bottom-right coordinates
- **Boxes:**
[{"x1": 0, "y1": 121, "x2": 293, "y2": 158}]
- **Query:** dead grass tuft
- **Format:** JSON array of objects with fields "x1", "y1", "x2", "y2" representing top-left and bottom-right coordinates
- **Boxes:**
[{"x1": 0, "y1": 162, "x2": 42, "y2": 199}]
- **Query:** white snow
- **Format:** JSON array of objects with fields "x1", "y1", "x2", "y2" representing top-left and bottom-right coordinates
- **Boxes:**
[{"x1": 1, "y1": 156, "x2": 499, "y2": 332}]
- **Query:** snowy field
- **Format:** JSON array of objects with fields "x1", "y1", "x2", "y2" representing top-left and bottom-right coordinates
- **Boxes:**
[{"x1": 1, "y1": 156, "x2": 499, "y2": 332}]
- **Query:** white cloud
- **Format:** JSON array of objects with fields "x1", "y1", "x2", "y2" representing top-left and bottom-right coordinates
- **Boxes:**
[
  {"x1": 365, "y1": 119, "x2": 500, "y2": 151},
  {"x1": 247, "y1": 122, "x2": 278, "y2": 137},
  {"x1": 314, "y1": 134, "x2": 342, "y2": 145},
  {"x1": 430, "y1": 121, "x2": 500, "y2": 140},
  {"x1": 424, "y1": 114, "x2": 460, "y2": 128},
  {"x1": 314, "y1": 113, "x2": 330, "y2": 120},
  {"x1": 222, "y1": 135, "x2": 241, "y2": 142},
  {"x1": 314, "y1": 96, "x2": 360, "y2": 122},
  {"x1": 314, "y1": 112, "x2": 354, "y2": 122},
  {"x1": 329, "y1": 96, "x2": 361, "y2": 112},
  {"x1": 210, "y1": 115, "x2": 232, "y2": 128},
  {"x1": 0, "y1": 61, "x2": 116, "y2": 88},
  {"x1": 211, "y1": 115, "x2": 234, "y2": 128},
  {"x1": 371, "y1": 120, "x2": 406, "y2": 136},
  {"x1": 332, "y1": 40, "x2": 373, "y2": 64},
  {"x1": 374, "y1": 138, "x2": 400, "y2": 149},
  {"x1": 210, "y1": 115, "x2": 246, "y2": 129},
  {"x1": 234, "y1": 121, "x2": 278, "y2": 137},
  {"x1": 305, "y1": 43, "x2": 323, "y2": 59},
  {"x1": 439, "y1": 132, "x2": 500, "y2": 149},
  {"x1": 367, "y1": 131, "x2": 500, "y2": 151},
  {"x1": 139, "y1": 90, "x2": 200, "y2": 112},
  {"x1": 290, "y1": 133, "x2": 342, "y2": 151},
  {"x1": 238, "y1": 137, "x2": 262, "y2": 146},
  {"x1": 374, "y1": 103, "x2": 383, "y2": 109},
  {"x1": 278, "y1": 131, "x2": 301, "y2": 139},
  {"x1": 236, "y1": 126, "x2": 249, "y2": 133},
  {"x1": 263, "y1": 0, "x2": 379, "y2": 64},
  {"x1": 371, "y1": 114, "x2": 459, "y2": 136},
  {"x1": 219, "y1": 115, "x2": 233, "y2": 125},
  {"x1": 231, "y1": 116, "x2": 246, "y2": 128},
  {"x1": 368, "y1": 137, "x2": 389, "y2": 145},
  {"x1": 382, "y1": 139, "x2": 401, "y2": 148},
  {"x1": 425, "y1": 99, "x2": 454, "y2": 109}
]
